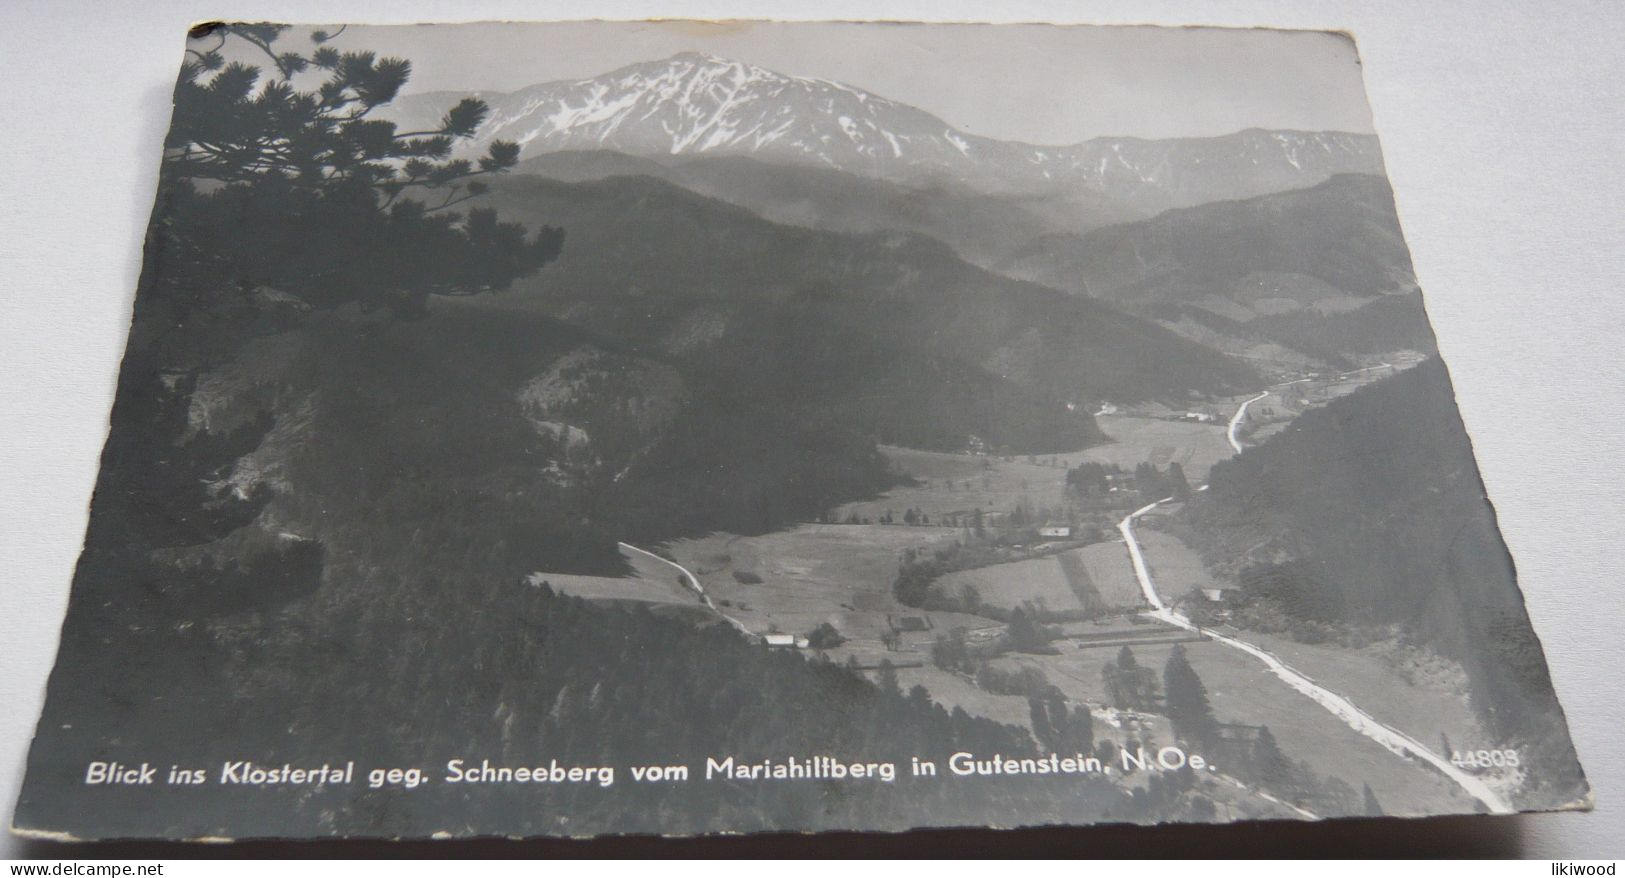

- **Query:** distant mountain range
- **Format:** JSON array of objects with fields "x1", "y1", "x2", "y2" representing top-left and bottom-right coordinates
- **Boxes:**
[
  {"x1": 387, "y1": 52, "x2": 1385, "y2": 213},
  {"x1": 509, "y1": 151, "x2": 1136, "y2": 268},
  {"x1": 992, "y1": 174, "x2": 1429, "y2": 368},
  {"x1": 494, "y1": 156, "x2": 1434, "y2": 372},
  {"x1": 1002, "y1": 174, "x2": 1418, "y2": 308},
  {"x1": 384, "y1": 53, "x2": 1427, "y2": 379}
]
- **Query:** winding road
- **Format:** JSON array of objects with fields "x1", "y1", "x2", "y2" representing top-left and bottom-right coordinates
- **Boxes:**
[
  {"x1": 1227, "y1": 363, "x2": 1395, "y2": 454},
  {"x1": 1226, "y1": 390, "x2": 1272, "y2": 453},
  {"x1": 618, "y1": 541, "x2": 758, "y2": 639},
  {"x1": 1118, "y1": 381, "x2": 1515, "y2": 814}
]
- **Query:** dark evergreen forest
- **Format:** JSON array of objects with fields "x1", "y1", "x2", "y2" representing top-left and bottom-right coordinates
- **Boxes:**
[
  {"x1": 16, "y1": 24, "x2": 1139, "y2": 840},
  {"x1": 1183, "y1": 359, "x2": 1586, "y2": 807}
]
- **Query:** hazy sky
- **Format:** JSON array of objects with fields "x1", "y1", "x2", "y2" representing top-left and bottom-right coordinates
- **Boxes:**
[{"x1": 206, "y1": 21, "x2": 1376, "y2": 144}]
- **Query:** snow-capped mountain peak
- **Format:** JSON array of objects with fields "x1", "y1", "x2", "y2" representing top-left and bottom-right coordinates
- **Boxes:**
[
  {"x1": 455, "y1": 51, "x2": 969, "y2": 170},
  {"x1": 389, "y1": 52, "x2": 1383, "y2": 210}
]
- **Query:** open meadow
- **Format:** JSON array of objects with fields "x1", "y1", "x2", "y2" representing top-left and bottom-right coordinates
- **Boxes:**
[
  {"x1": 1133, "y1": 521, "x2": 1488, "y2": 761},
  {"x1": 527, "y1": 543, "x2": 699, "y2": 605},
  {"x1": 995, "y1": 635, "x2": 1475, "y2": 817},
  {"x1": 835, "y1": 414, "x2": 1234, "y2": 529},
  {"x1": 937, "y1": 554, "x2": 1087, "y2": 614},
  {"x1": 1070, "y1": 415, "x2": 1235, "y2": 483},
  {"x1": 664, "y1": 524, "x2": 987, "y2": 653},
  {"x1": 1071, "y1": 541, "x2": 1151, "y2": 609},
  {"x1": 527, "y1": 374, "x2": 1478, "y2": 819}
]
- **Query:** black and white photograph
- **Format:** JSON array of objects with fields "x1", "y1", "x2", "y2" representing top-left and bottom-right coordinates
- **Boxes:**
[{"x1": 4, "y1": 16, "x2": 1604, "y2": 846}]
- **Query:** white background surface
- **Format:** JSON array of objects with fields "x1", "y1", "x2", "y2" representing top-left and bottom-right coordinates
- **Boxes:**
[{"x1": 1, "y1": 0, "x2": 1620, "y2": 859}]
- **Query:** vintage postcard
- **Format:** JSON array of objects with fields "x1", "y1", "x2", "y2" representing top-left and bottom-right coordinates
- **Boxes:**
[{"x1": 13, "y1": 20, "x2": 1589, "y2": 841}]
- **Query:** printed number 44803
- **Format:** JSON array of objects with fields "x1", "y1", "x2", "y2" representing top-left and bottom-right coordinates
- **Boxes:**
[{"x1": 1450, "y1": 749, "x2": 1519, "y2": 769}]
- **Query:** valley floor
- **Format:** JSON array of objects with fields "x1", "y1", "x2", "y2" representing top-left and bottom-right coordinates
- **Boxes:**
[
  {"x1": 1126, "y1": 521, "x2": 1488, "y2": 816},
  {"x1": 526, "y1": 356, "x2": 1504, "y2": 819}
]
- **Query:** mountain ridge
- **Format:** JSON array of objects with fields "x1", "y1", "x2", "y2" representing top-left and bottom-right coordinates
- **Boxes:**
[
  {"x1": 508, "y1": 150, "x2": 1140, "y2": 267},
  {"x1": 385, "y1": 52, "x2": 1384, "y2": 212},
  {"x1": 473, "y1": 171, "x2": 1260, "y2": 411}
]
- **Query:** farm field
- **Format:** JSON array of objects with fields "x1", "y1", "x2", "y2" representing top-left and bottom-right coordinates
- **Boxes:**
[
  {"x1": 891, "y1": 639, "x2": 1310, "y2": 820},
  {"x1": 937, "y1": 554, "x2": 1084, "y2": 614},
  {"x1": 1132, "y1": 527, "x2": 1221, "y2": 607},
  {"x1": 1070, "y1": 415, "x2": 1234, "y2": 483},
  {"x1": 1122, "y1": 520, "x2": 1482, "y2": 815},
  {"x1": 932, "y1": 544, "x2": 1148, "y2": 616},
  {"x1": 1071, "y1": 541, "x2": 1148, "y2": 609},
  {"x1": 838, "y1": 446, "x2": 1076, "y2": 528},
  {"x1": 892, "y1": 664, "x2": 1034, "y2": 731},
  {"x1": 537, "y1": 362, "x2": 1470, "y2": 818},
  {"x1": 527, "y1": 543, "x2": 700, "y2": 606},
  {"x1": 1170, "y1": 640, "x2": 1474, "y2": 817},
  {"x1": 838, "y1": 415, "x2": 1237, "y2": 530},
  {"x1": 1134, "y1": 519, "x2": 1487, "y2": 759},
  {"x1": 1239, "y1": 628, "x2": 1489, "y2": 767},
  {"x1": 663, "y1": 524, "x2": 988, "y2": 660},
  {"x1": 670, "y1": 517, "x2": 1474, "y2": 816},
  {"x1": 997, "y1": 637, "x2": 1474, "y2": 817}
]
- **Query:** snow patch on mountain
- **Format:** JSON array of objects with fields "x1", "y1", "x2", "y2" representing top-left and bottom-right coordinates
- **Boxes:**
[{"x1": 392, "y1": 52, "x2": 1385, "y2": 212}]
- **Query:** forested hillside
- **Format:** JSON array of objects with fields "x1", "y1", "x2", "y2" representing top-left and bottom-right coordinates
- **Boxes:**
[
  {"x1": 1146, "y1": 292, "x2": 1437, "y2": 372},
  {"x1": 1000, "y1": 174, "x2": 1415, "y2": 305},
  {"x1": 25, "y1": 22, "x2": 1584, "y2": 842},
  {"x1": 19, "y1": 26, "x2": 1151, "y2": 840},
  {"x1": 475, "y1": 173, "x2": 1257, "y2": 410},
  {"x1": 1181, "y1": 360, "x2": 1586, "y2": 806},
  {"x1": 513, "y1": 151, "x2": 1139, "y2": 267},
  {"x1": 1246, "y1": 292, "x2": 1437, "y2": 357},
  {"x1": 997, "y1": 174, "x2": 1429, "y2": 364}
]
